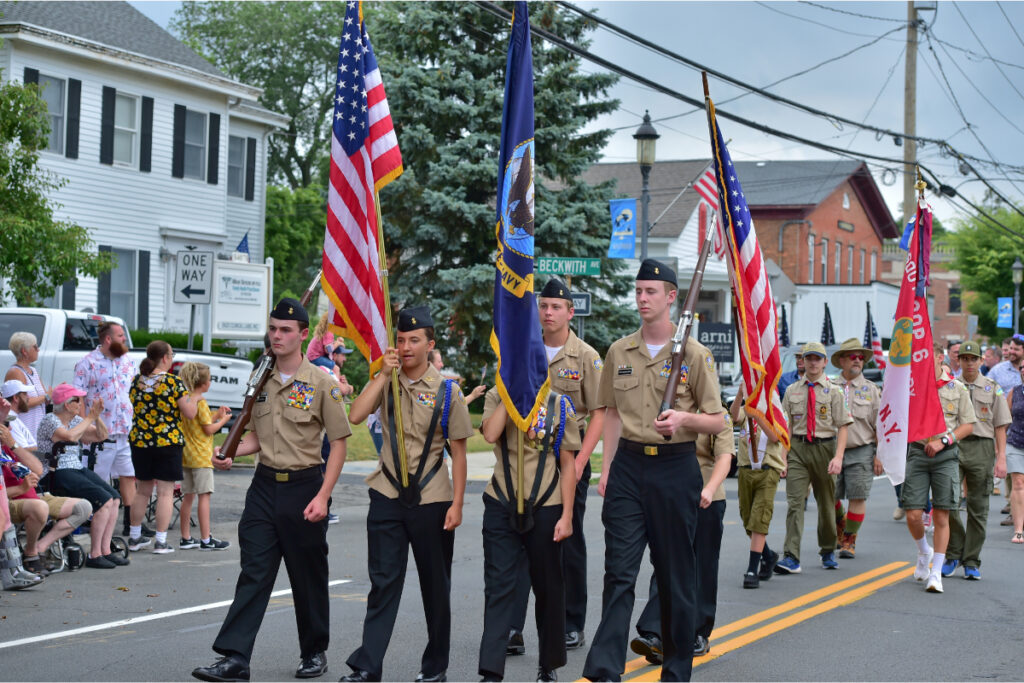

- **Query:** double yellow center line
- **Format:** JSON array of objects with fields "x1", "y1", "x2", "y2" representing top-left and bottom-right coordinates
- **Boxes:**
[{"x1": 621, "y1": 561, "x2": 914, "y2": 681}]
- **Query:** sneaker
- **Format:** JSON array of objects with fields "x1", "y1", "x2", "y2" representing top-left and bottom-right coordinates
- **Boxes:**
[
  {"x1": 180, "y1": 537, "x2": 200, "y2": 550},
  {"x1": 743, "y1": 571, "x2": 760, "y2": 589},
  {"x1": 85, "y1": 555, "x2": 117, "y2": 569},
  {"x1": 914, "y1": 547, "x2": 934, "y2": 581},
  {"x1": 963, "y1": 566, "x2": 981, "y2": 580},
  {"x1": 128, "y1": 536, "x2": 152, "y2": 552},
  {"x1": 152, "y1": 541, "x2": 175, "y2": 554},
  {"x1": 774, "y1": 555, "x2": 802, "y2": 574},
  {"x1": 925, "y1": 573, "x2": 943, "y2": 593},
  {"x1": 758, "y1": 549, "x2": 779, "y2": 580},
  {"x1": 893, "y1": 506, "x2": 906, "y2": 521},
  {"x1": 104, "y1": 552, "x2": 130, "y2": 566},
  {"x1": 821, "y1": 551, "x2": 838, "y2": 570},
  {"x1": 941, "y1": 558, "x2": 959, "y2": 578},
  {"x1": 200, "y1": 537, "x2": 230, "y2": 551},
  {"x1": 140, "y1": 524, "x2": 157, "y2": 538},
  {"x1": 327, "y1": 513, "x2": 340, "y2": 525}
]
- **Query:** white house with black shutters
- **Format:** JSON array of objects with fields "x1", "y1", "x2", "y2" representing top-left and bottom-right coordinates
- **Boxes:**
[{"x1": 0, "y1": 1, "x2": 288, "y2": 334}]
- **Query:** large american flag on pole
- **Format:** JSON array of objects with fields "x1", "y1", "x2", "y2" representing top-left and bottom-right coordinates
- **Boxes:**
[
  {"x1": 706, "y1": 99, "x2": 789, "y2": 448},
  {"x1": 693, "y1": 166, "x2": 727, "y2": 260},
  {"x1": 322, "y1": 1, "x2": 403, "y2": 374}
]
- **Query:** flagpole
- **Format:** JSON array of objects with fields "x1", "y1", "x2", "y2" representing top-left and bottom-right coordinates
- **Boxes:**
[{"x1": 374, "y1": 191, "x2": 410, "y2": 489}]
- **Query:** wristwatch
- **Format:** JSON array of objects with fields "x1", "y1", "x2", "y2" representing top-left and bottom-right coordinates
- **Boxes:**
[{"x1": 940, "y1": 433, "x2": 953, "y2": 447}]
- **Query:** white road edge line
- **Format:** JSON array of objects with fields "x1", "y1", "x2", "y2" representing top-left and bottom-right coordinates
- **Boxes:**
[{"x1": 0, "y1": 579, "x2": 351, "y2": 650}]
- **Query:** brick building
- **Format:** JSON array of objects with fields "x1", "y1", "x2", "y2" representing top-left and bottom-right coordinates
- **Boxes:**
[{"x1": 880, "y1": 241, "x2": 968, "y2": 344}]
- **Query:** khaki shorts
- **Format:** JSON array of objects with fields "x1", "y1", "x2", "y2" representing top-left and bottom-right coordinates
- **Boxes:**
[
  {"x1": 901, "y1": 443, "x2": 959, "y2": 510},
  {"x1": 837, "y1": 444, "x2": 876, "y2": 500},
  {"x1": 181, "y1": 467, "x2": 215, "y2": 495},
  {"x1": 9, "y1": 493, "x2": 68, "y2": 523},
  {"x1": 738, "y1": 466, "x2": 781, "y2": 535}
]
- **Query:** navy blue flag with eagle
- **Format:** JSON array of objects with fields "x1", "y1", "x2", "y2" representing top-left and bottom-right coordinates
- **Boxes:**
[{"x1": 491, "y1": 1, "x2": 548, "y2": 431}]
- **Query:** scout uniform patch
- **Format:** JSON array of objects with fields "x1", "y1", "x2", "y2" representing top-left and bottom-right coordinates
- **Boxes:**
[
  {"x1": 416, "y1": 392, "x2": 437, "y2": 409},
  {"x1": 818, "y1": 404, "x2": 828, "y2": 417},
  {"x1": 705, "y1": 355, "x2": 715, "y2": 372},
  {"x1": 593, "y1": 358, "x2": 604, "y2": 371},
  {"x1": 287, "y1": 381, "x2": 316, "y2": 410},
  {"x1": 558, "y1": 368, "x2": 581, "y2": 381},
  {"x1": 659, "y1": 360, "x2": 672, "y2": 378},
  {"x1": 680, "y1": 364, "x2": 689, "y2": 384},
  {"x1": 330, "y1": 386, "x2": 344, "y2": 402}
]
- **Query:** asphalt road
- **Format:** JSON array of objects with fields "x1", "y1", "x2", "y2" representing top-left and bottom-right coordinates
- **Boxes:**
[{"x1": 2, "y1": 466, "x2": 1022, "y2": 682}]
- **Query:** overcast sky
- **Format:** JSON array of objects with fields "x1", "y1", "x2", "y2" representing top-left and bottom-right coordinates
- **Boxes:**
[{"x1": 130, "y1": 0, "x2": 1024, "y2": 227}]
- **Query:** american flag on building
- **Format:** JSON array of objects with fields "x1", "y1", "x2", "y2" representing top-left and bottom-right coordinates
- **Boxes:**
[
  {"x1": 706, "y1": 99, "x2": 789, "y2": 448},
  {"x1": 322, "y1": 1, "x2": 403, "y2": 374},
  {"x1": 693, "y1": 166, "x2": 727, "y2": 260},
  {"x1": 864, "y1": 302, "x2": 886, "y2": 368}
]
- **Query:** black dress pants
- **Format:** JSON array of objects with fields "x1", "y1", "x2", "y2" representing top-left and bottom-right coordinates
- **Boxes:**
[
  {"x1": 582, "y1": 446, "x2": 701, "y2": 682},
  {"x1": 345, "y1": 490, "x2": 454, "y2": 680},
  {"x1": 636, "y1": 499, "x2": 727, "y2": 641},
  {"x1": 213, "y1": 470, "x2": 329, "y2": 662},
  {"x1": 478, "y1": 495, "x2": 566, "y2": 679}
]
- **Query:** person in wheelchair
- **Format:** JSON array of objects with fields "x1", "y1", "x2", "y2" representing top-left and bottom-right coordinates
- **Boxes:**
[{"x1": 35, "y1": 384, "x2": 126, "y2": 569}]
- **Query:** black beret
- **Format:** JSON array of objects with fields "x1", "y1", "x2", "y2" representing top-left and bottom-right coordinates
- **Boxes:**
[
  {"x1": 539, "y1": 277, "x2": 572, "y2": 301},
  {"x1": 269, "y1": 297, "x2": 308, "y2": 324},
  {"x1": 397, "y1": 305, "x2": 433, "y2": 332},
  {"x1": 635, "y1": 258, "x2": 676, "y2": 285}
]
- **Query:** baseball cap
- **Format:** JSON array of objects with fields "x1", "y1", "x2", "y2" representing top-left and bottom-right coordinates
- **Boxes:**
[
  {"x1": 1, "y1": 379, "x2": 32, "y2": 399},
  {"x1": 51, "y1": 383, "x2": 86, "y2": 405},
  {"x1": 958, "y1": 340, "x2": 982, "y2": 358},
  {"x1": 801, "y1": 341, "x2": 827, "y2": 358},
  {"x1": 331, "y1": 344, "x2": 354, "y2": 355}
]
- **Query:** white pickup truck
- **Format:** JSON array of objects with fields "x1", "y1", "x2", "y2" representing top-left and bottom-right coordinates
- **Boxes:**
[{"x1": 0, "y1": 308, "x2": 253, "y2": 418}]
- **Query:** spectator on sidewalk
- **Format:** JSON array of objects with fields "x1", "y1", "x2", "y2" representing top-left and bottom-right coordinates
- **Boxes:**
[{"x1": 4, "y1": 331, "x2": 50, "y2": 438}]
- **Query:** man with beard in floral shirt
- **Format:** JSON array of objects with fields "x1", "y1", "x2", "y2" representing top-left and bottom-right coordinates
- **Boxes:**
[{"x1": 74, "y1": 322, "x2": 150, "y2": 537}]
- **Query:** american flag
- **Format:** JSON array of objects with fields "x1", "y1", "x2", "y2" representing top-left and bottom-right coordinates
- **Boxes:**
[
  {"x1": 820, "y1": 302, "x2": 835, "y2": 345},
  {"x1": 863, "y1": 302, "x2": 886, "y2": 368},
  {"x1": 322, "y1": 1, "x2": 403, "y2": 374},
  {"x1": 693, "y1": 166, "x2": 727, "y2": 259},
  {"x1": 706, "y1": 100, "x2": 789, "y2": 449}
]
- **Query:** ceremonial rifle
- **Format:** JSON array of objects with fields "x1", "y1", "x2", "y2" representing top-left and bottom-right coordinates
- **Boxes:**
[{"x1": 217, "y1": 270, "x2": 322, "y2": 461}]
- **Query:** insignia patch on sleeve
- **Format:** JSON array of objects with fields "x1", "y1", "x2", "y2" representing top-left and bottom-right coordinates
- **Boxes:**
[
  {"x1": 286, "y1": 382, "x2": 316, "y2": 410},
  {"x1": 593, "y1": 358, "x2": 604, "y2": 371},
  {"x1": 330, "y1": 386, "x2": 343, "y2": 403},
  {"x1": 705, "y1": 355, "x2": 715, "y2": 372}
]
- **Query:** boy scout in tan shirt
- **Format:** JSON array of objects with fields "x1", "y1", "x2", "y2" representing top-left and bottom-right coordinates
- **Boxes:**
[
  {"x1": 340, "y1": 306, "x2": 474, "y2": 683},
  {"x1": 478, "y1": 386, "x2": 579, "y2": 682},
  {"x1": 777, "y1": 341, "x2": 852, "y2": 574},
  {"x1": 903, "y1": 341, "x2": 976, "y2": 594},
  {"x1": 942, "y1": 340, "x2": 1009, "y2": 580}
]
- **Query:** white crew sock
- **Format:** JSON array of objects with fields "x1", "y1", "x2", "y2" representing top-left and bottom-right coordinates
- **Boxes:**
[
  {"x1": 202, "y1": 537, "x2": 211, "y2": 544},
  {"x1": 155, "y1": 531, "x2": 167, "y2": 544},
  {"x1": 915, "y1": 535, "x2": 931, "y2": 554},
  {"x1": 931, "y1": 552, "x2": 945, "y2": 574},
  {"x1": 129, "y1": 525, "x2": 142, "y2": 539}
]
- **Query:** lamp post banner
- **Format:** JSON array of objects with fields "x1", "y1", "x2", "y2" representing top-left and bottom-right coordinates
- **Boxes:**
[{"x1": 608, "y1": 198, "x2": 637, "y2": 258}]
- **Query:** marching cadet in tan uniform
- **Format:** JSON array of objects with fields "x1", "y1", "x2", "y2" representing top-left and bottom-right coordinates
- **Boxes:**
[
  {"x1": 194, "y1": 298, "x2": 351, "y2": 683},
  {"x1": 582, "y1": 259, "x2": 726, "y2": 683},
  {"x1": 941, "y1": 340, "x2": 1009, "y2": 580},
  {"x1": 340, "y1": 306, "x2": 474, "y2": 683},
  {"x1": 508, "y1": 278, "x2": 604, "y2": 655},
  {"x1": 903, "y1": 341, "x2": 975, "y2": 594},
  {"x1": 830, "y1": 338, "x2": 882, "y2": 558},
  {"x1": 776, "y1": 341, "x2": 852, "y2": 575},
  {"x1": 478, "y1": 385, "x2": 579, "y2": 682}
]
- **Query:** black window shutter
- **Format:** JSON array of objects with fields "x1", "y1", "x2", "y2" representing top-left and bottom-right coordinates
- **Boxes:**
[
  {"x1": 172, "y1": 104, "x2": 186, "y2": 178},
  {"x1": 61, "y1": 279, "x2": 76, "y2": 311},
  {"x1": 245, "y1": 137, "x2": 257, "y2": 201},
  {"x1": 98, "y1": 245, "x2": 112, "y2": 314},
  {"x1": 23, "y1": 67, "x2": 38, "y2": 85},
  {"x1": 137, "y1": 250, "x2": 150, "y2": 330},
  {"x1": 207, "y1": 112, "x2": 220, "y2": 185},
  {"x1": 100, "y1": 86, "x2": 116, "y2": 165},
  {"x1": 65, "y1": 78, "x2": 81, "y2": 159},
  {"x1": 140, "y1": 96, "x2": 154, "y2": 173}
]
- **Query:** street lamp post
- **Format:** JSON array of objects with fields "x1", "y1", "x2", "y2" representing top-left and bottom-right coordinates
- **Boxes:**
[
  {"x1": 633, "y1": 111, "x2": 659, "y2": 261},
  {"x1": 1013, "y1": 257, "x2": 1023, "y2": 333}
]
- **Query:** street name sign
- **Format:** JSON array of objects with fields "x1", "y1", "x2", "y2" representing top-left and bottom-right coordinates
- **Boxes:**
[{"x1": 537, "y1": 257, "x2": 601, "y2": 277}]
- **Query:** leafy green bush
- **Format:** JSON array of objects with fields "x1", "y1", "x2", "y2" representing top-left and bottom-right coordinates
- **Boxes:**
[{"x1": 129, "y1": 329, "x2": 241, "y2": 357}]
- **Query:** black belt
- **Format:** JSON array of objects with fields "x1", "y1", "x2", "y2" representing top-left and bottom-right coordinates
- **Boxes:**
[
  {"x1": 794, "y1": 435, "x2": 835, "y2": 444},
  {"x1": 619, "y1": 439, "x2": 696, "y2": 457},
  {"x1": 255, "y1": 464, "x2": 322, "y2": 483},
  {"x1": 960, "y1": 435, "x2": 988, "y2": 442}
]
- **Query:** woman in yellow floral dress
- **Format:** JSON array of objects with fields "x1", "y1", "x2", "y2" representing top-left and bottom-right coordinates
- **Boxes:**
[{"x1": 126, "y1": 341, "x2": 198, "y2": 555}]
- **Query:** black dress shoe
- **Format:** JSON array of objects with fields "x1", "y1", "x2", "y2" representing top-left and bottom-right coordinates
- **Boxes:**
[
  {"x1": 758, "y1": 549, "x2": 778, "y2": 580},
  {"x1": 629, "y1": 633, "x2": 663, "y2": 665},
  {"x1": 338, "y1": 670, "x2": 375, "y2": 682},
  {"x1": 565, "y1": 631, "x2": 586, "y2": 650},
  {"x1": 743, "y1": 571, "x2": 760, "y2": 589},
  {"x1": 415, "y1": 672, "x2": 447, "y2": 682},
  {"x1": 506, "y1": 629, "x2": 526, "y2": 656},
  {"x1": 537, "y1": 668, "x2": 557, "y2": 682},
  {"x1": 296, "y1": 652, "x2": 327, "y2": 679},
  {"x1": 693, "y1": 634, "x2": 710, "y2": 657},
  {"x1": 192, "y1": 655, "x2": 251, "y2": 682}
]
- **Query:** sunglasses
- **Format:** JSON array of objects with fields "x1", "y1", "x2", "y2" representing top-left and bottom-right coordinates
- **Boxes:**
[{"x1": 845, "y1": 354, "x2": 866, "y2": 361}]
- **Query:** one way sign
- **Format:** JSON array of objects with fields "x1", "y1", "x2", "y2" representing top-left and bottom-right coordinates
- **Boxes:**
[{"x1": 173, "y1": 250, "x2": 214, "y2": 305}]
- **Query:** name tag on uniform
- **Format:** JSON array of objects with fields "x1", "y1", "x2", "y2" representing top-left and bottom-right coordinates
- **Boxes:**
[
  {"x1": 416, "y1": 392, "x2": 436, "y2": 408},
  {"x1": 256, "y1": 392, "x2": 268, "y2": 403},
  {"x1": 617, "y1": 365, "x2": 633, "y2": 376},
  {"x1": 557, "y1": 368, "x2": 581, "y2": 381},
  {"x1": 287, "y1": 381, "x2": 316, "y2": 410}
]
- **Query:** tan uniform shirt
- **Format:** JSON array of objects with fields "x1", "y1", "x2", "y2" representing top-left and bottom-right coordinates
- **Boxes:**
[
  {"x1": 836, "y1": 374, "x2": 880, "y2": 448},
  {"x1": 366, "y1": 366, "x2": 474, "y2": 504},
  {"x1": 961, "y1": 374, "x2": 1011, "y2": 440},
  {"x1": 696, "y1": 415, "x2": 734, "y2": 501},
  {"x1": 782, "y1": 375, "x2": 853, "y2": 438},
  {"x1": 598, "y1": 332, "x2": 724, "y2": 444},
  {"x1": 548, "y1": 330, "x2": 603, "y2": 421},
  {"x1": 735, "y1": 411, "x2": 786, "y2": 471},
  {"x1": 920, "y1": 375, "x2": 976, "y2": 443},
  {"x1": 482, "y1": 388, "x2": 581, "y2": 507},
  {"x1": 252, "y1": 358, "x2": 352, "y2": 470}
]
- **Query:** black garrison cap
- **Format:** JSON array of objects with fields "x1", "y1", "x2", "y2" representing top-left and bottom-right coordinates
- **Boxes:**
[
  {"x1": 539, "y1": 277, "x2": 572, "y2": 301},
  {"x1": 635, "y1": 258, "x2": 677, "y2": 285},
  {"x1": 397, "y1": 305, "x2": 433, "y2": 332},
  {"x1": 269, "y1": 297, "x2": 308, "y2": 324}
]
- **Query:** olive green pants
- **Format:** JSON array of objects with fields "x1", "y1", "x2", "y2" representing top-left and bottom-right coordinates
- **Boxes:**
[
  {"x1": 784, "y1": 440, "x2": 838, "y2": 562},
  {"x1": 947, "y1": 437, "x2": 995, "y2": 568}
]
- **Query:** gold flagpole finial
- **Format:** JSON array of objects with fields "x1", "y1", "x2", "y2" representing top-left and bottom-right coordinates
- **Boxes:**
[{"x1": 914, "y1": 165, "x2": 927, "y2": 195}]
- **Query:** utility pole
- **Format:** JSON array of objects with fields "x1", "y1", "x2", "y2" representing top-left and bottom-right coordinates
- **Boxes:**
[{"x1": 903, "y1": 0, "x2": 918, "y2": 223}]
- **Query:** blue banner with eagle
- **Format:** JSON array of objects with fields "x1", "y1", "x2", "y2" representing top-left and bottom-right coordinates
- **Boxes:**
[{"x1": 490, "y1": 0, "x2": 549, "y2": 432}]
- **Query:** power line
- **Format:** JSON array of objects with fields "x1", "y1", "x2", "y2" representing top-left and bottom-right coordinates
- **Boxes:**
[
  {"x1": 753, "y1": 1, "x2": 906, "y2": 41},
  {"x1": 798, "y1": 1, "x2": 906, "y2": 24},
  {"x1": 997, "y1": 1, "x2": 1024, "y2": 49},
  {"x1": 951, "y1": 1, "x2": 1024, "y2": 105}
]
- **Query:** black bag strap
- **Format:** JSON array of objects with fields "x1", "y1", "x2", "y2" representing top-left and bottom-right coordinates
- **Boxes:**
[
  {"x1": 383, "y1": 379, "x2": 453, "y2": 500},
  {"x1": 494, "y1": 391, "x2": 561, "y2": 510}
]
